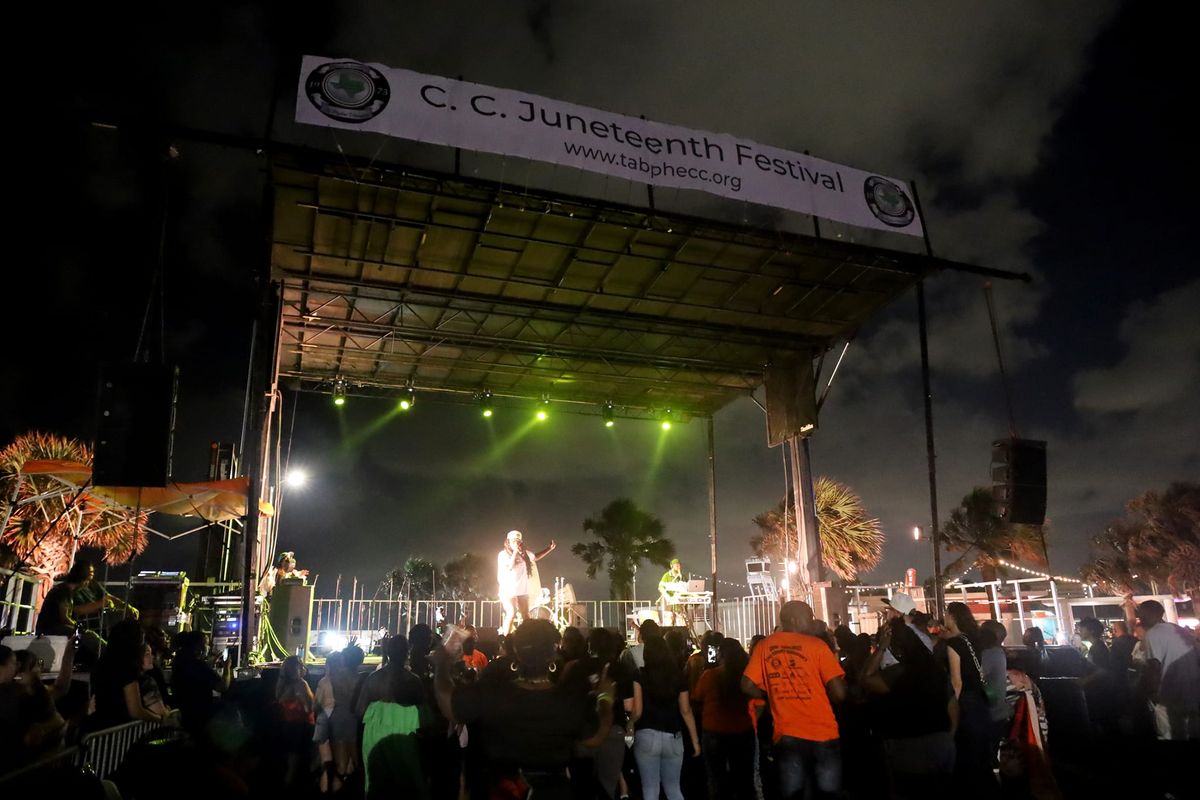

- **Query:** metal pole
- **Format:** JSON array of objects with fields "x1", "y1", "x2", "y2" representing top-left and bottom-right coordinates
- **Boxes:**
[
  {"x1": 916, "y1": 281, "x2": 944, "y2": 619},
  {"x1": 789, "y1": 435, "x2": 823, "y2": 609},
  {"x1": 706, "y1": 416, "x2": 718, "y2": 622},
  {"x1": 910, "y1": 181, "x2": 944, "y2": 619}
]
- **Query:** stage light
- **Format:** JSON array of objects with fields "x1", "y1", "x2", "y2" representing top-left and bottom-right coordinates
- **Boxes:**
[
  {"x1": 332, "y1": 380, "x2": 346, "y2": 407},
  {"x1": 602, "y1": 402, "x2": 615, "y2": 427},
  {"x1": 536, "y1": 395, "x2": 550, "y2": 421},
  {"x1": 480, "y1": 391, "x2": 494, "y2": 418},
  {"x1": 399, "y1": 387, "x2": 415, "y2": 411},
  {"x1": 660, "y1": 408, "x2": 673, "y2": 430},
  {"x1": 283, "y1": 469, "x2": 308, "y2": 489},
  {"x1": 661, "y1": 420, "x2": 671, "y2": 430}
]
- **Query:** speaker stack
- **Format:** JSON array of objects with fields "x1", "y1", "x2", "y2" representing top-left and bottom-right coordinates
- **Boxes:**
[{"x1": 93, "y1": 363, "x2": 178, "y2": 487}]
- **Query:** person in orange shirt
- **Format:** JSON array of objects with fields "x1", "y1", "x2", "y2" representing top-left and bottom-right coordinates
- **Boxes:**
[
  {"x1": 741, "y1": 601, "x2": 847, "y2": 799},
  {"x1": 462, "y1": 632, "x2": 489, "y2": 672},
  {"x1": 692, "y1": 637, "x2": 755, "y2": 799}
]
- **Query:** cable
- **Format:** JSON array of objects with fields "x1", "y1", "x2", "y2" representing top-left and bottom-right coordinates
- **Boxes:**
[{"x1": 983, "y1": 282, "x2": 1019, "y2": 439}]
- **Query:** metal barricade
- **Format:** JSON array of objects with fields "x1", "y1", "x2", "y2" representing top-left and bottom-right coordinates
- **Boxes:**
[
  {"x1": 79, "y1": 719, "x2": 177, "y2": 779},
  {"x1": 0, "y1": 745, "x2": 81, "y2": 785},
  {"x1": 717, "y1": 596, "x2": 780, "y2": 645}
]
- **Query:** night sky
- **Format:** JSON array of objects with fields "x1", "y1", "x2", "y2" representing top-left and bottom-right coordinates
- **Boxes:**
[{"x1": 5, "y1": 2, "x2": 1195, "y2": 600}]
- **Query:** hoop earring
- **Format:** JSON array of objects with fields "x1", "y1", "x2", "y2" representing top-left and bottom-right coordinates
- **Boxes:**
[
  {"x1": 510, "y1": 661, "x2": 519, "y2": 673},
  {"x1": 548, "y1": 661, "x2": 557, "y2": 673}
]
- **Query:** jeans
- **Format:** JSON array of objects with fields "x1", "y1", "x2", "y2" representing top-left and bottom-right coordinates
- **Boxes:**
[
  {"x1": 702, "y1": 730, "x2": 755, "y2": 800},
  {"x1": 633, "y1": 728, "x2": 685, "y2": 800},
  {"x1": 774, "y1": 736, "x2": 842, "y2": 800}
]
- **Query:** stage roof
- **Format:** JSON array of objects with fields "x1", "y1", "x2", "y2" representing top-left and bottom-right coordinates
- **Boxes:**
[{"x1": 270, "y1": 159, "x2": 983, "y2": 420}]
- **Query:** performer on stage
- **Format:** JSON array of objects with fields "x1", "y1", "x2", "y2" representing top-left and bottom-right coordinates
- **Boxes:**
[
  {"x1": 658, "y1": 558, "x2": 685, "y2": 625},
  {"x1": 259, "y1": 551, "x2": 309, "y2": 596},
  {"x1": 497, "y1": 530, "x2": 555, "y2": 635}
]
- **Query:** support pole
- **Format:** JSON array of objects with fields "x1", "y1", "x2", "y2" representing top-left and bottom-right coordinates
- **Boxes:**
[
  {"x1": 789, "y1": 436, "x2": 823, "y2": 608},
  {"x1": 910, "y1": 181, "x2": 945, "y2": 620},
  {"x1": 706, "y1": 416, "x2": 718, "y2": 626}
]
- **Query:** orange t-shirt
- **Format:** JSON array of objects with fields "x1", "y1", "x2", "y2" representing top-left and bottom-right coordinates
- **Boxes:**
[
  {"x1": 692, "y1": 666, "x2": 754, "y2": 734},
  {"x1": 463, "y1": 650, "x2": 489, "y2": 671},
  {"x1": 742, "y1": 631, "x2": 843, "y2": 742}
]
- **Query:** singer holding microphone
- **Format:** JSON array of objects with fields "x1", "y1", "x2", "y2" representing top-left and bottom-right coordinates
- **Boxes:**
[{"x1": 497, "y1": 529, "x2": 556, "y2": 635}]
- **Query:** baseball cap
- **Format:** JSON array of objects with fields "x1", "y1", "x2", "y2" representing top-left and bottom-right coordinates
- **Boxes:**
[
  {"x1": 506, "y1": 530, "x2": 523, "y2": 542},
  {"x1": 882, "y1": 592, "x2": 917, "y2": 615}
]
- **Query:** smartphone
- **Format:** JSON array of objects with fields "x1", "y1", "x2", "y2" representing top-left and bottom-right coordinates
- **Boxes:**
[
  {"x1": 222, "y1": 647, "x2": 230, "y2": 662},
  {"x1": 706, "y1": 645, "x2": 717, "y2": 664}
]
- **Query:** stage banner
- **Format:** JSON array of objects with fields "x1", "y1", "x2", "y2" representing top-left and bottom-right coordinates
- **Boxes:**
[{"x1": 295, "y1": 56, "x2": 924, "y2": 237}]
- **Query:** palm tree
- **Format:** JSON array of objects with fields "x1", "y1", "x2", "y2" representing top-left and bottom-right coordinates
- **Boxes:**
[
  {"x1": 940, "y1": 487, "x2": 1046, "y2": 580},
  {"x1": 750, "y1": 477, "x2": 884, "y2": 581},
  {"x1": 1, "y1": 432, "x2": 147, "y2": 587},
  {"x1": 442, "y1": 552, "x2": 487, "y2": 601},
  {"x1": 572, "y1": 498, "x2": 675, "y2": 599},
  {"x1": 388, "y1": 556, "x2": 439, "y2": 599},
  {"x1": 1083, "y1": 482, "x2": 1200, "y2": 599}
]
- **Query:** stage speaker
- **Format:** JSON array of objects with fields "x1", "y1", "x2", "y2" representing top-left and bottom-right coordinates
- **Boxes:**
[
  {"x1": 270, "y1": 582, "x2": 313, "y2": 659},
  {"x1": 991, "y1": 438, "x2": 1047, "y2": 525},
  {"x1": 94, "y1": 362, "x2": 179, "y2": 487},
  {"x1": 128, "y1": 574, "x2": 189, "y2": 633},
  {"x1": 765, "y1": 352, "x2": 817, "y2": 446}
]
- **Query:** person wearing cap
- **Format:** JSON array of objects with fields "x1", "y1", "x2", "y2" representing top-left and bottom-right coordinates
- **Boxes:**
[
  {"x1": 497, "y1": 530, "x2": 556, "y2": 635},
  {"x1": 658, "y1": 558, "x2": 686, "y2": 624}
]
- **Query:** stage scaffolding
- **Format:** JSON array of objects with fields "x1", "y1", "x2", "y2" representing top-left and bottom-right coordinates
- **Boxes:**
[{"x1": 235, "y1": 143, "x2": 1025, "y2": 662}]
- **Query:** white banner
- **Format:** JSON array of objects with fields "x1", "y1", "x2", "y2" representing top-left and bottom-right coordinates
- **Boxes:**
[{"x1": 295, "y1": 56, "x2": 923, "y2": 237}]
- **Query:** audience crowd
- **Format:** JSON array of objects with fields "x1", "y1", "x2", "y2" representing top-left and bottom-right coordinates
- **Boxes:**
[{"x1": 2, "y1": 591, "x2": 1198, "y2": 799}]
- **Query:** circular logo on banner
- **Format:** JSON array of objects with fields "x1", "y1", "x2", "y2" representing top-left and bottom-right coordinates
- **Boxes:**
[
  {"x1": 305, "y1": 61, "x2": 391, "y2": 123},
  {"x1": 863, "y1": 176, "x2": 915, "y2": 227}
]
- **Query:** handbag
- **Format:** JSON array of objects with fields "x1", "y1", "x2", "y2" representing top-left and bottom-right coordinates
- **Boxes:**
[{"x1": 959, "y1": 634, "x2": 1001, "y2": 706}]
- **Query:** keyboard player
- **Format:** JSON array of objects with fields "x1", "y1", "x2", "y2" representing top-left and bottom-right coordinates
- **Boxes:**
[{"x1": 657, "y1": 558, "x2": 686, "y2": 624}]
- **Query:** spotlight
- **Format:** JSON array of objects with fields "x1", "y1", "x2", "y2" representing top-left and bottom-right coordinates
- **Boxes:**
[
  {"x1": 536, "y1": 395, "x2": 550, "y2": 421},
  {"x1": 283, "y1": 469, "x2": 308, "y2": 489},
  {"x1": 660, "y1": 408, "x2": 673, "y2": 430},
  {"x1": 602, "y1": 402, "x2": 615, "y2": 427},
  {"x1": 332, "y1": 380, "x2": 346, "y2": 407},
  {"x1": 661, "y1": 420, "x2": 672, "y2": 431},
  {"x1": 480, "y1": 391, "x2": 494, "y2": 418},
  {"x1": 399, "y1": 387, "x2": 415, "y2": 411}
]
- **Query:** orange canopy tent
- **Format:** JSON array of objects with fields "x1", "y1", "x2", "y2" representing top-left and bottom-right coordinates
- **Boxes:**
[{"x1": 16, "y1": 460, "x2": 271, "y2": 540}]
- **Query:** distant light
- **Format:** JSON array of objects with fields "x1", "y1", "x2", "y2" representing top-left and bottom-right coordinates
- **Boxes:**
[
  {"x1": 332, "y1": 379, "x2": 347, "y2": 407},
  {"x1": 399, "y1": 399, "x2": 411, "y2": 410},
  {"x1": 602, "y1": 402, "x2": 615, "y2": 427},
  {"x1": 480, "y1": 391, "x2": 494, "y2": 418},
  {"x1": 605, "y1": 420, "x2": 615, "y2": 428},
  {"x1": 536, "y1": 396, "x2": 550, "y2": 421},
  {"x1": 661, "y1": 420, "x2": 672, "y2": 431},
  {"x1": 536, "y1": 410, "x2": 547, "y2": 421},
  {"x1": 787, "y1": 560, "x2": 798, "y2": 575},
  {"x1": 323, "y1": 632, "x2": 347, "y2": 652},
  {"x1": 660, "y1": 408, "x2": 673, "y2": 430},
  {"x1": 912, "y1": 526, "x2": 922, "y2": 541},
  {"x1": 283, "y1": 469, "x2": 308, "y2": 489},
  {"x1": 483, "y1": 408, "x2": 493, "y2": 418}
]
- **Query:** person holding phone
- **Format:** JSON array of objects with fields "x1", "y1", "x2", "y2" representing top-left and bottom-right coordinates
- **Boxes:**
[{"x1": 692, "y1": 638, "x2": 755, "y2": 800}]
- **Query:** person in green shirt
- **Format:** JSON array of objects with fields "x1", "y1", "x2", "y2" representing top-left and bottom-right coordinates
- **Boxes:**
[{"x1": 658, "y1": 559, "x2": 685, "y2": 624}]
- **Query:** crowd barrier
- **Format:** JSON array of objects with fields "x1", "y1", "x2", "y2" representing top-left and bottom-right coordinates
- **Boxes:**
[{"x1": 0, "y1": 720, "x2": 181, "y2": 786}]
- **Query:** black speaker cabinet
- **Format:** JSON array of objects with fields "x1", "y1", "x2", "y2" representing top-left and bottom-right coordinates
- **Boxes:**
[{"x1": 94, "y1": 363, "x2": 178, "y2": 487}]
